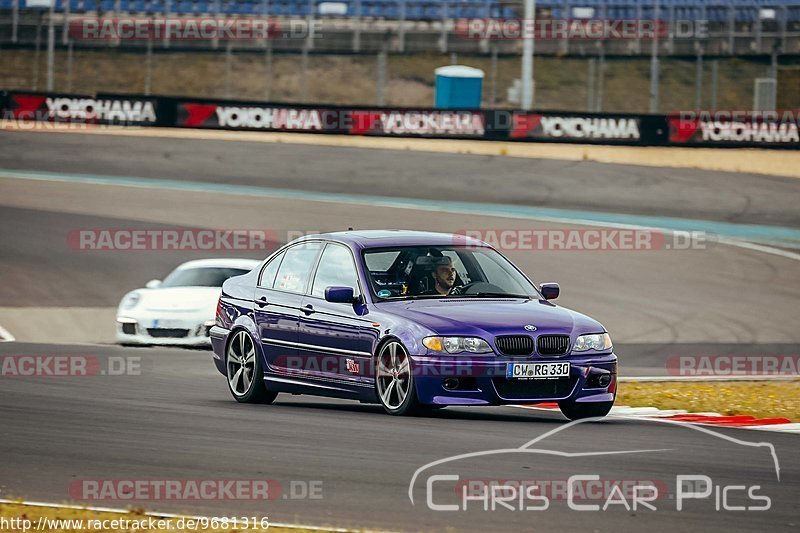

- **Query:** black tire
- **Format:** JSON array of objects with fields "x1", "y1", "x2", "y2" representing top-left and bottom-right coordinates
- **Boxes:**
[
  {"x1": 375, "y1": 339, "x2": 426, "y2": 416},
  {"x1": 558, "y1": 400, "x2": 614, "y2": 421},
  {"x1": 226, "y1": 329, "x2": 278, "y2": 404}
]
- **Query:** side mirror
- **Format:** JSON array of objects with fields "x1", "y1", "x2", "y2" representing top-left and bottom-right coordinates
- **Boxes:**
[
  {"x1": 145, "y1": 279, "x2": 162, "y2": 289},
  {"x1": 540, "y1": 283, "x2": 560, "y2": 300},
  {"x1": 325, "y1": 286, "x2": 358, "y2": 304}
]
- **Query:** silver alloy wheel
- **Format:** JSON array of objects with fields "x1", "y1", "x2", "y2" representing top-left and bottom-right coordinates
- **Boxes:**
[
  {"x1": 227, "y1": 331, "x2": 256, "y2": 397},
  {"x1": 376, "y1": 341, "x2": 411, "y2": 410}
]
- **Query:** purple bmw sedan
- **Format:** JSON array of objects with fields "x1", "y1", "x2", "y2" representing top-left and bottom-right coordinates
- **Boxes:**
[{"x1": 211, "y1": 230, "x2": 617, "y2": 419}]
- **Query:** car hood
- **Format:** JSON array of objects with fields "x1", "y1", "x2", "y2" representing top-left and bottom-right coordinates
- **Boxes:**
[
  {"x1": 377, "y1": 298, "x2": 605, "y2": 337},
  {"x1": 138, "y1": 287, "x2": 221, "y2": 313}
]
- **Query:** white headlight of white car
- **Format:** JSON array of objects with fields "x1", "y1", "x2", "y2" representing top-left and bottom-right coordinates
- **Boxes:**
[
  {"x1": 120, "y1": 292, "x2": 141, "y2": 310},
  {"x1": 572, "y1": 333, "x2": 613, "y2": 352}
]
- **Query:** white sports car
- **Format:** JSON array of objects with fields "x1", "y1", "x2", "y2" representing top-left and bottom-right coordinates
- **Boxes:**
[{"x1": 116, "y1": 258, "x2": 261, "y2": 346}]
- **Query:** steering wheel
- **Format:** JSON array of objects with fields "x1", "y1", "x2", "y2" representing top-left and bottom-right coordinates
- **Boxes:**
[{"x1": 450, "y1": 281, "x2": 505, "y2": 295}]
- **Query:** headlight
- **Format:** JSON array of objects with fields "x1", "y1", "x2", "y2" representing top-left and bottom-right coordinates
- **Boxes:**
[
  {"x1": 120, "y1": 292, "x2": 141, "y2": 310},
  {"x1": 572, "y1": 333, "x2": 613, "y2": 352},
  {"x1": 423, "y1": 336, "x2": 493, "y2": 354}
]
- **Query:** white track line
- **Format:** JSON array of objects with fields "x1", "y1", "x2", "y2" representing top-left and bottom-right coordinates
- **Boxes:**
[
  {"x1": 743, "y1": 423, "x2": 800, "y2": 433},
  {"x1": 717, "y1": 237, "x2": 800, "y2": 262},
  {"x1": 0, "y1": 499, "x2": 358, "y2": 532},
  {"x1": 0, "y1": 324, "x2": 15, "y2": 342}
]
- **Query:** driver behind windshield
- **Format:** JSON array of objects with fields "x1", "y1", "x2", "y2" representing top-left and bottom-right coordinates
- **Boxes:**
[{"x1": 420, "y1": 256, "x2": 459, "y2": 296}]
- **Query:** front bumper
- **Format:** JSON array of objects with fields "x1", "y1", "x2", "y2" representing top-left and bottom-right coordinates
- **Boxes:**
[
  {"x1": 116, "y1": 316, "x2": 214, "y2": 347},
  {"x1": 409, "y1": 353, "x2": 617, "y2": 406}
]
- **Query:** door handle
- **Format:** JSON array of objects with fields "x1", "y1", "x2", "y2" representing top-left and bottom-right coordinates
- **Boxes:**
[
  {"x1": 256, "y1": 296, "x2": 269, "y2": 308},
  {"x1": 302, "y1": 304, "x2": 315, "y2": 315}
]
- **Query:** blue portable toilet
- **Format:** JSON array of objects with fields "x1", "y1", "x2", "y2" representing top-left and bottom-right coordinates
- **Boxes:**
[{"x1": 434, "y1": 65, "x2": 484, "y2": 109}]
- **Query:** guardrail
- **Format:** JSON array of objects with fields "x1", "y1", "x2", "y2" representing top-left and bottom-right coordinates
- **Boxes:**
[{"x1": 3, "y1": 89, "x2": 799, "y2": 148}]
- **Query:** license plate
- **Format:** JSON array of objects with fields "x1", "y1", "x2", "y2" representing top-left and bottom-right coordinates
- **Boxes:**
[{"x1": 506, "y1": 362, "x2": 570, "y2": 380}]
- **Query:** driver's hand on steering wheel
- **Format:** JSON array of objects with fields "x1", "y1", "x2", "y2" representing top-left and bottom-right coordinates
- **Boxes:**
[{"x1": 448, "y1": 284, "x2": 465, "y2": 295}]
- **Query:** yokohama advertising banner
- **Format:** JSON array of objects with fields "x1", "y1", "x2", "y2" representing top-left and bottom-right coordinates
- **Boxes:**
[
  {"x1": 500, "y1": 111, "x2": 667, "y2": 145},
  {"x1": 174, "y1": 99, "x2": 486, "y2": 138},
  {"x1": 1, "y1": 91, "x2": 161, "y2": 126},
  {"x1": 176, "y1": 102, "x2": 342, "y2": 132},
  {"x1": 346, "y1": 109, "x2": 485, "y2": 137},
  {"x1": 4, "y1": 88, "x2": 798, "y2": 149},
  {"x1": 668, "y1": 111, "x2": 800, "y2": 148}
]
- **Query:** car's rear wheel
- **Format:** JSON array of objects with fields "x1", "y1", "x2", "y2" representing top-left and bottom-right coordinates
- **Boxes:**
[
  {"x1": 227, "y1": 330, "x2": 277, "y2": 404},
  {"x1": 375, "y1": 340, "x2": 425, "y2": 416},
  {"x1": 558, "y1": 400, "x2": 614, "y2": 421}
]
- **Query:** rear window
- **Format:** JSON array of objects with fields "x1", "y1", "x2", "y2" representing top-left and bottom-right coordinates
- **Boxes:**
[{"x1": 162, "y1": 267, "x2": 250, "y2": 288}]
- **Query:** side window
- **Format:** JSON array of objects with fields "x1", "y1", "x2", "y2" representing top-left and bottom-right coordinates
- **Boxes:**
[
  {"x1": 274, "y1": 242, "x2": 322, "y2": 293},
  {"x1": 311, "y1": 244, "x2": 360, "y2": 298},
  {"x1": 363, "y1": 251, "x2": 401, "y2": 271},
  {"x1": 259, "y1": 250, "x2": 285, "y2": 288}
]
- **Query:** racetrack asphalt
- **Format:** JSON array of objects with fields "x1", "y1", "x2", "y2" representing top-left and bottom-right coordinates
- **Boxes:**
[
  {"x1": 0, "y1": 129, "x2": 798, "y2": 531},
  {"x1": 0, "y1": 342, "x2": 798, "y2": 532},
  {"x1": 2, "y1": 130, "x2": 799, "y2": 228}
]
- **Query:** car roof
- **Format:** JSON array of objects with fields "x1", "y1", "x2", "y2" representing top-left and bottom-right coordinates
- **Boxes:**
[
  {"x1": 294, "y1": 230, "x2": 487, "y2": 249},
  {"x1": 175, "y1": 258, "x2": 262, "y2": 270}
]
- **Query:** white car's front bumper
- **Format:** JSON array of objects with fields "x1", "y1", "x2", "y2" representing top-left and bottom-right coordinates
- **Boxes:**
[{"x1": 116, "y1": 315, "x2": 215, "y2": 346}]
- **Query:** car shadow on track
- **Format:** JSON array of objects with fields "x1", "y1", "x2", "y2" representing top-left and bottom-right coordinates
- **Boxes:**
[{"x1": 256, "y1": 399, "x2": 617, "y2": 425}]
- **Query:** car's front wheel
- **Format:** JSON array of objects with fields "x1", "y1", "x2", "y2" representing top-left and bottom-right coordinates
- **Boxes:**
[
  {"x1": 558, "y1": 400, "x2": 614, "y2": 421},
  {"x1": 226, "y1": 330, "x2": 277, "y2": 404},
  {"x1": 375, "y1": 340, "x2": 425, "y2": 416}
]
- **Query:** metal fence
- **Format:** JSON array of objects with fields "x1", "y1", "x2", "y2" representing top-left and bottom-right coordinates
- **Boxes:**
[
  {"x1": 4, "y1": 1, "x2": 800, "y2": 54},
  {"x1": 2, "y1": 1, "x2": 797, "y2": 111}
]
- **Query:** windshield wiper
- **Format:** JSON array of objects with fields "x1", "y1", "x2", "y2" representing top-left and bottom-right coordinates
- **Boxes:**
[{"x1": 381, "y1": 295, "x2": 442, "y2": 301}]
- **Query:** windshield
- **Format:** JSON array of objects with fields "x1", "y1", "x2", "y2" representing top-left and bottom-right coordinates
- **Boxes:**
[
  {"x1": 161, "y1": 267, "x2": 250, "y2": 288},
  {"x1": 363, "y1": 246, "x2": 540, "y2": 300}
]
